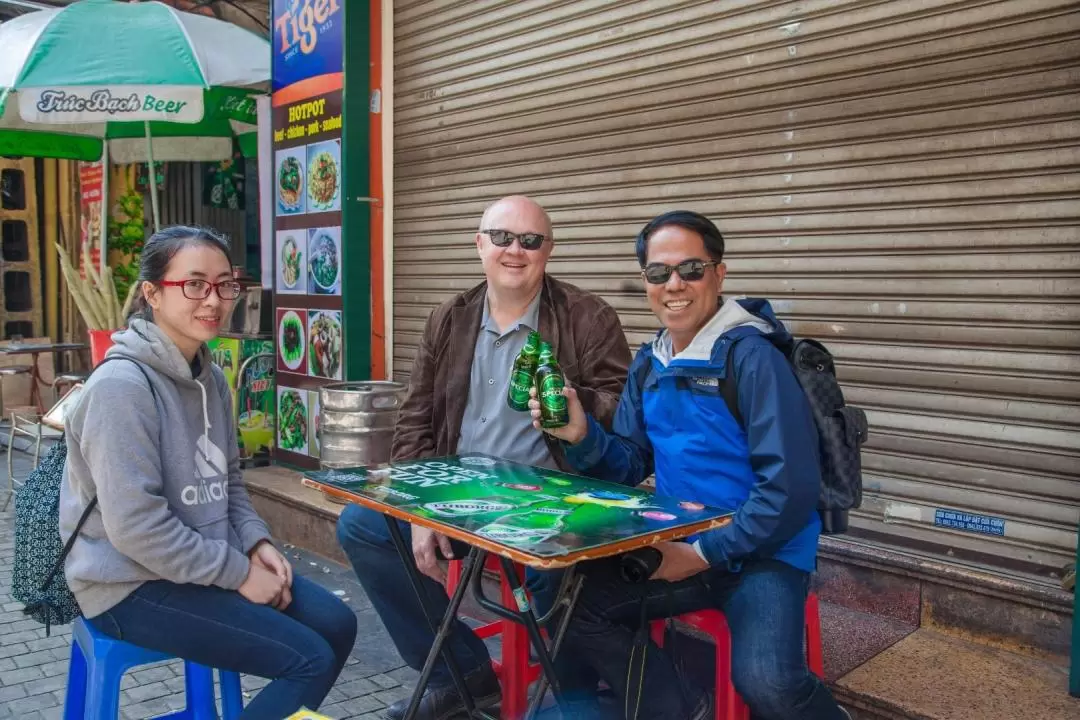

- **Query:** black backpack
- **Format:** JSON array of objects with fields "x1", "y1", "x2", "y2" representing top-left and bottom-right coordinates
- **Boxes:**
[
  {"x1": 11, "y1": 357, "x2": 156, "y2": 634},
  {"x1": 634, "y1": 335, "x2": 868, "y2": 534}
]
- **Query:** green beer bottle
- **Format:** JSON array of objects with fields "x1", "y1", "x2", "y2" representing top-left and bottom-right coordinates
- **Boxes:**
[
  {"x1": 507, "y1": 330, "x2": 542, "y2": 411},
  {"x1": 534, "y1": 342, "x2": 569, "y2": 428}
]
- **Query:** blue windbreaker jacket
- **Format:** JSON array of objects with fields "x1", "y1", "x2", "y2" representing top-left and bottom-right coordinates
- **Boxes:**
[{"x1": 564, "y1": 297, "x2": 821, "y2": 573}]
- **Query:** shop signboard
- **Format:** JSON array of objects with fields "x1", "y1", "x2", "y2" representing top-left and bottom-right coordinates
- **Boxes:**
[
  {"x1": 271, "y1": 0, "x2": 345, "y2": 469},
  {"x1": 271, "y1": 0, "x2": 343, "y2": 94},
  {"x1": 77, "y1": 160, "x2": 104, "y2": 275}
]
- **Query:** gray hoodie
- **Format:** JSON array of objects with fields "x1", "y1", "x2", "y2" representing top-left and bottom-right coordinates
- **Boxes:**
[{"x1": 60, "y1": 320, "x2": 271, "y2": 618}]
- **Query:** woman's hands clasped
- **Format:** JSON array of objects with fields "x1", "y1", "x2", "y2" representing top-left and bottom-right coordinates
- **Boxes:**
[{"x1": 240, "y1": 540, "x2": 294, "y2": 610}]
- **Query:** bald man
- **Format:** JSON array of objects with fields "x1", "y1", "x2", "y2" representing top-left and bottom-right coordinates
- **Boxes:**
[{"x1": 337, "y1": 196, "x2": 631, "y2": 720}]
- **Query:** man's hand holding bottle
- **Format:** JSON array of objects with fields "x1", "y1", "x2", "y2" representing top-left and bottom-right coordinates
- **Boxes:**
[{"x1": 528, "y1": 385, "x2": 588, "y2": 444}]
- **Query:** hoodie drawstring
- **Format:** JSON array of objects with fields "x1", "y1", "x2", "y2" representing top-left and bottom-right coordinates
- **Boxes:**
[{"x1": 196, "y1": 378, "x2": 211, "y2": 439}]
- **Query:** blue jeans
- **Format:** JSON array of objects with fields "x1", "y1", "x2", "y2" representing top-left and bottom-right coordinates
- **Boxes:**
[
  {"x1": 336, "y1": 504, "x2": 559, "y2": 688},
  {"x1": 555, "y1": 557, "x2": 845, "y2": 720},
  {"x1": 87, "y1": 574, "x2": 357, "y2": 720}
]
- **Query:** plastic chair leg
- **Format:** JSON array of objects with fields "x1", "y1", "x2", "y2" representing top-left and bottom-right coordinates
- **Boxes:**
[
  {"x1": 7, "y1": 413, "x2": 15, "y2": 491},
  {"x1": 184, "y1": 662, "x2": 218, "y2": 720},
  {"x1": 219, "y1": 670, "x2": 245, "y2": 720},
  {"x1": 84, "y1": 656, "x2": 124, "y2": 720},
  {"x1": 62, "y1": 641, "x2": 88, "y2": 720},
  {"x1": 805, "y1": 592, "x2": 825, "y2": 678},
  {"x1": 447, "y1": 559, "x2": 462, "y2": 593}
]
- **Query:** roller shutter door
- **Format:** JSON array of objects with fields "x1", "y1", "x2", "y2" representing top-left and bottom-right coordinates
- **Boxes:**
[{"x1": 392, "y1": 0, "x2": 1080, "y2": 581}]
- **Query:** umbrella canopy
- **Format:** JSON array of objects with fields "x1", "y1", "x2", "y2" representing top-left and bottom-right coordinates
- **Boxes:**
[
  {"x1": 0, "y1": 86, "x2": 259, "y2": 162},
  {"x1": 0, "y1": 0, "x2": 268, "y2": 162}
]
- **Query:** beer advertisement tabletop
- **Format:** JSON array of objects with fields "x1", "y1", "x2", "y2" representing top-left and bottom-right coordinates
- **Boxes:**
[{"x1": 302, "y1": 454, "x2": 733, "y2": 569}]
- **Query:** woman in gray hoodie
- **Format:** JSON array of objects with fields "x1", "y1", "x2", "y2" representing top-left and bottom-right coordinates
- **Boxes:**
[{"x1": 60, "y1": 226, "x2": 357, "y2": 719}]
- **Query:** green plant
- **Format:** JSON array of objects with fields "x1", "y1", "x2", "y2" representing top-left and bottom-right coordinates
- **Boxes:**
[{"x1": 107, "y1": 186, "x2": 145, "y2": 304}]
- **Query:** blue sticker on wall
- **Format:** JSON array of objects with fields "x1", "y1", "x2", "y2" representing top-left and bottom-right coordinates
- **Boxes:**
[{"x1": 933, "y1": 509, "x2": 1005, "y2": 536}]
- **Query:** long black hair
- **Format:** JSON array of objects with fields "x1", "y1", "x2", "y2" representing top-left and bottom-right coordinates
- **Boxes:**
[{"x1": 128, "y1": 225, "x2": 231, "y2": 322}]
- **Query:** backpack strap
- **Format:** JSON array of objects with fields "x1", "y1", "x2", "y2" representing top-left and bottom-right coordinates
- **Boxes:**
[
  {"x1": 631, "y1": 354, "x2": 652, "y2": 395},
  {"x1": 720, "y1": 340, "x2": 744, "y2": 428},
  {"x1": 42, "y1": 357, "x2": 158, "y2": 591}
]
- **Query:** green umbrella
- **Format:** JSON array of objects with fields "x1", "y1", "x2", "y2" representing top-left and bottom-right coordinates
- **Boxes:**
[
  {"x1": 0, "y1": 0, "x2": 269, "y2": 228},
  {"x1": 0, "y1": 86, "x2": 260, "y2": 162}
]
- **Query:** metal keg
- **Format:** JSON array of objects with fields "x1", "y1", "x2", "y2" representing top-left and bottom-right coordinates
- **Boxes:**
[{"x1": 318, "y1": 381, "x2": 407, "y2": 469}]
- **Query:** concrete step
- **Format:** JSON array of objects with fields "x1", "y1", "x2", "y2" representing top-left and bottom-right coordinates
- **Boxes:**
[
  {"x1": 833, "y1": 628, "x2": 1079, "y2": 720},
  {"x1": 816, "y1": 536, "x2": 1073, "y2": 664}
]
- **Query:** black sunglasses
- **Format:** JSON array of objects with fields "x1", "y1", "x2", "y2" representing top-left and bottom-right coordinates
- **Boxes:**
[
  {"x1": 482, "y1": 228, "x2": 547, "y2": 251},
  {"x1": 641, "y1": 259, "x2": 720, "y2": 285}
]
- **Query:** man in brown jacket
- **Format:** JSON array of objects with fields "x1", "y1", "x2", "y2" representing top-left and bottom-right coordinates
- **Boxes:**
[{"x1": 337, "y1": 195, "x2": 631, "y2": 720}]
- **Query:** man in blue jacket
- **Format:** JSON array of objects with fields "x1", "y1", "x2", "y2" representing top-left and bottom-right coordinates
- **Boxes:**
[{"x1": 530, "y1": 210, "x2": 849, "y2": 719}]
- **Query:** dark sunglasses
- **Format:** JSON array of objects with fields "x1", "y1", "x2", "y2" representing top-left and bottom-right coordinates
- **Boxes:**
[
  {"x1": 641, "y1": 259, "x2": 720, "y2": 285},
  {"x1": 482, "y1": 228, "x2": 547, "y2": 251},
  {"x1": 159, "y1": 279, "x2": 243, "y2": 301}
]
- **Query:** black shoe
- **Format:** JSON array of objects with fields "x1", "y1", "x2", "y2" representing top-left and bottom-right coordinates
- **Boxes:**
[{"x1": 385, "y1": 666, "x2": 501, "y2": 720}]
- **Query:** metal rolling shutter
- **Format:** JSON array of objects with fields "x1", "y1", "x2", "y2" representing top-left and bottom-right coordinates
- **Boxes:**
[{"x1": 392, "y1": 0, "x2": 1080, "y2": 580}]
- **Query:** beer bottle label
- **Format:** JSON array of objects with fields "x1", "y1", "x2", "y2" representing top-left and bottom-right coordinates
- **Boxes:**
[
  {"x1": 539, "y1": 373, "x2": 568, "y2": 415},
  {"x1": 508, "y1": 368, "x2": 533, "y2": 410}
]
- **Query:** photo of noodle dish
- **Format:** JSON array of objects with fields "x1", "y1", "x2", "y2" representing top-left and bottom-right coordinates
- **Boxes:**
[
  {"x1": 308, "y1": 310, "x2": 343, "y2": 380},
  {"x1": 277, "y1": 231, "x2": 305, "y2": 293},
  {"x1": 275, "y1": 148, "x2": 305, "y2": 214},
  {"x1": 308, "y1": 228, "x2": 340, "y2": 294},
  {"x1": 306, "y1": 140, "x2": 341, "y2": 212}
]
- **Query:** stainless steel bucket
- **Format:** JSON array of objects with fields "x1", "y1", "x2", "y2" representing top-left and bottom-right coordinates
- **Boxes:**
[{"x1": 318, "y1": 381, "x2": 407, "y2": 469}]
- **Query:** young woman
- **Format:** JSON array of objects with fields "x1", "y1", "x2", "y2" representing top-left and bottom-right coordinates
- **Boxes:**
[{"x1": 60, "y1": 226, "x2": 357, "y2": 719}]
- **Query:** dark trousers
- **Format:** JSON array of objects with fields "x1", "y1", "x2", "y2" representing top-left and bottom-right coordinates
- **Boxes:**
[
  {"x1": 554, "y1": 557, "x2": 847, "y2": 720},
  {"x1": 336, "y1": 503, "x2": 559, "y2": 688}
]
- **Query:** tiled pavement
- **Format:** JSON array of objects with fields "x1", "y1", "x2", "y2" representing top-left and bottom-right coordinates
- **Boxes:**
[{"x1": 0, "y1": 444, "x2": 422, "y2": 720}]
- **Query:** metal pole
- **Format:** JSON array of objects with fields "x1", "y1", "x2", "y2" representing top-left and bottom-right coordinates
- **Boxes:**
[
  {"x1": 99, "y1": 142, "x2": 109, "y2": 275},
  {"x1": 143, "y1": 121, "x2": 160, "y2": 232},
  {"x1": 1070, "y1": 523, "x2": 1079, "y2": 697},
  {"x1": 384, "y1": 518, "x2": 493, "y2": 720},
  {"x1": 496, "y1": 556, "x2": 567, "y2": 706}
]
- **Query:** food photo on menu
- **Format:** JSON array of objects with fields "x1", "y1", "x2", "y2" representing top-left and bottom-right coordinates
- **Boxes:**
[
  {"x1": 275, "y1": 147, "x2": 305, "y2": 215},
  {"x1": 277, "y1": 230, "x2": 306, "y2": 294},
  {"x1": 306, "y1": 139, "x2": 341, "y2": 213},
  {"x1": 277, "y1": 386, "x2": 309, "y2": 456},
  {"x1": 277, "y1": 308, "x2": 307, "y2": 374},
  {"x1": 307, "y1": 227, "x2": 341, "y2": 295},
  {"x1": 308, "y1": 310, "x2": 343, "y2": 380}
]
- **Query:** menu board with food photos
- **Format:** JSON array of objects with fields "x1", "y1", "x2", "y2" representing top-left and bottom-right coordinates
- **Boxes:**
[{"x1": 271, "y1": 0, "x2": 344, "y2": 469}]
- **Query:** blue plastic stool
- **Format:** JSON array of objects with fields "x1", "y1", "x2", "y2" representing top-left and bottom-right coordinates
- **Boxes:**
[{"x1": 64, "y1": 617, "x2": 245, "y2": 720}]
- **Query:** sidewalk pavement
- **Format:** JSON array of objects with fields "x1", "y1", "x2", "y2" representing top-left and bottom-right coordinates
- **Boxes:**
[{"x1": 0, "y1": 445, "x2": 420, "y2": 720}]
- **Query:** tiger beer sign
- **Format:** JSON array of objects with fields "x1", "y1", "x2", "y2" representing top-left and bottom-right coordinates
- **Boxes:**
[{"x1": 272, "y1": 0, "x2": 343, "y2": 93}]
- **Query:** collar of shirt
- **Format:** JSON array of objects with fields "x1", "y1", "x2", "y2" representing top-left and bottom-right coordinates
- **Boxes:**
[{"x1": 480, "y1": 288, "x2": 543, "y2": 337}]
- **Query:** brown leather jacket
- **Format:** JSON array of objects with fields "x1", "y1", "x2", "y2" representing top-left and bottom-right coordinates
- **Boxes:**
[{"x1": 391, "y1": 275, "x2": 632, "y2": 471}]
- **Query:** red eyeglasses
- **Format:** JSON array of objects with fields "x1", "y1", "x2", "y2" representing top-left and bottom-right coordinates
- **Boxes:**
[{"x1": 158, "y1": 279, "x2": 243, "y2": 300}]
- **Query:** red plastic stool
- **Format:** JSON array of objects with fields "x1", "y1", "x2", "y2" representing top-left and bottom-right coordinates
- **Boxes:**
[
  {"x1": 447, "y1": 558, "x2": 541, "y2": 719},
  {"x1": 650, "y1": 591, "x2": 824, "y2": 720}
]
